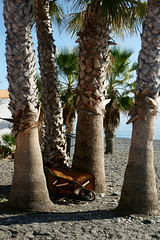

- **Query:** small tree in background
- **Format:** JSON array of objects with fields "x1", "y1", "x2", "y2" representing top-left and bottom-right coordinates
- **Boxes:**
[
  {"x1": 57, "y1": 48, "x2": 78, "y2": 134},
  {"x1": 104, "y1": 46, "x2": 136, "y2": 154}
]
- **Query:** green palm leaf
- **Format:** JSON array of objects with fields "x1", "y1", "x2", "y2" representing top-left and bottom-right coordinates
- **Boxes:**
[
  {"x1": 105, "y1": 46, "x2": 136, "y2": 130},
  {"x1": 65, "y1": 0, "x2": 147, "y2": 37},
  {"x1": 49, "y1": 0, "x2": 65, "y2": 27}
]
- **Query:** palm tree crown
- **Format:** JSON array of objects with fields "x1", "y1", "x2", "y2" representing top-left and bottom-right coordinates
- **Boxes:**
[
  {"x1": 104, "y1": 46, "x2": 136, "y2": 153},
  {"x1": 65, "y1": 0, "x2": 147, "y2": 38}
]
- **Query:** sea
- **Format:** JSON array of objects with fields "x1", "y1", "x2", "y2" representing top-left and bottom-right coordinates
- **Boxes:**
[{"x1": 116, "y1": 112, "x2": 160, "y2": 140}]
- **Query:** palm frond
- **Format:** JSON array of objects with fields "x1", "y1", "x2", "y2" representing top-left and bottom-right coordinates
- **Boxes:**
[
  {"x1": 65, "y1": 0, "x2": 147, "y2": 37},
  {"x1": 65, "y1": 11, "x2": 85, "y2": 38},
  {"x1": 119, "y1": 95, "x2": 134, "y2": 111},
  {"x1": 49, "y1": 0, "x2": 65, "y2": 28},
  {"x1": 109, "y1": 46, "x2": 135, "y2": 78},
  {"x1": 111, "y1": 0, "x2": 147, "y2": 36},
  {"x1": 94, "y1": 0, "x2": 131, "y2": 24},
  {"x1": 65, "y1": 0, "x2": 89, "y2": 11},
  {"x1": 107, "y1": 46, "x2": 136, "y2": 116},
  {"x1": 57, "y1": 47, "x2": 79, "y2": 80}
]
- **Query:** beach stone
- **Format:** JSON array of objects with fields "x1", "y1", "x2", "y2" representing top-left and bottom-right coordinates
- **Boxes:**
[
  {"x1": 151, "y1": 234, "x2": 159, "y2": 239},
  {"x1": 110, "y1": 191, "x2": 121, "y2": 196},
  {"x1": 90, "y1": 229, "x2": 97, "y2": 234},
  {"x1": 142, "y1": 219, "x2": 154, "y2": 224},
  {"x1": 99, "y1": 193, "x2": 105, "y2": 198},
  {"x1": 156, "y1": 219, "x2": 160, "y2": 223},
  {"x1": 126, "y1": 219, "x2": 133, "y2": 224},
  {"x1": 25, "y1": 232, "x2": 35, "y2": 238}
]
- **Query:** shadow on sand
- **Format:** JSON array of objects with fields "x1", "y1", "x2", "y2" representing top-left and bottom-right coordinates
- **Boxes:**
[{"x1": 0, "y1": 184, "x2": 120, "y2": 226}]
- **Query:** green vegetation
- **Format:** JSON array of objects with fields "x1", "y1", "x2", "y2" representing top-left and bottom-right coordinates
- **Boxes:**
[
  {"x1": 104, "y1": 46, "x2": 137, "y2": 153},
  {"x1": 0, "y1": 134, "x2": 16, "y2": 159}
]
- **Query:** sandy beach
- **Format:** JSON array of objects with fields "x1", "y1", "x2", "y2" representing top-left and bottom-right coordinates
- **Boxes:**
[{"x1": 0, "y1": 138, "x2": 160, "y2": 239}]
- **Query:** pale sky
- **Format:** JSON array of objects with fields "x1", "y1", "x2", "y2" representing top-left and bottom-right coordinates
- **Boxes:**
[{"x1": 0, "y1": 1, "x2": 141, "y2": 90}]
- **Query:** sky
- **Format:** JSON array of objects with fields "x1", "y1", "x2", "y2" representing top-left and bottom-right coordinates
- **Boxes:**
[{"x1": 0, "y1": 1, "x2": 142, "y2": 90}]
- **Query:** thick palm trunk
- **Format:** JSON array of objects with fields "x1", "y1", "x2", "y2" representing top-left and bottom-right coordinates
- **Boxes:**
[
  {"x1": 105, "y1": 128, "x2": 116, "y2": 154},
  {"x1": 117, "y1": 0, "x2": 159, "y2": 215},
  {"x1": 73, "y1": 111, "x2": 106, "y2": 192},
  {"x1": 3, "y1": 0, "x2": 54, "y2": 211},
  {"x1": 34, "y1": 0, "x2": 68, "y2": 168},
  {"x1": 72, "y1": 2, "x2": 111, "y2": 193},
  {"x1": 117, "y1": 111, "x2": 158, "y2": 215},
  {"x1": 9, "y1": 127, "x2": 54, "y2": 212}
]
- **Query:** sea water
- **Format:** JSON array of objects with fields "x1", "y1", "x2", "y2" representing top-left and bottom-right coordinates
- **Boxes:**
[{"x1": 116, "y1": 112, "x2": 160, "y2": 140}]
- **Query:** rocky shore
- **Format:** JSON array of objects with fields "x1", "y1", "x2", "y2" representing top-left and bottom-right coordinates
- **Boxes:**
[{"x1": 0, "y1": 138, "x2": 160, "y2": 239}]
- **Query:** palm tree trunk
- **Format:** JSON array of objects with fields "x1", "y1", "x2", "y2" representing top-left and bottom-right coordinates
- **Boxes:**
[
  {"x1": 34, "y1": 0, "x2": 68, "y2": 168},
  {"x1": 66, "y1": 117, "x2": 75, "y2": 134},
  {"x1": 117, "y1": 0, "x2": 159, "y2": 215},
  {"x1": 117, "y1": 111, "x2": 158, "y2": 215},
  {"x1": 72, "y1": 2, "x2": 111, "y2": 193},
  {"x1": 73, "y1": 111, "x2": 106, "y2": 192},
  {"x1": 105, "y1": 128, "x2": 116, "y2": 154},
  {"x1": 9, "y1": 127, "x2": 55, "y2": 212},
  {"x1": 3, "y1": 0, "x2": 54, "y2": 211}
]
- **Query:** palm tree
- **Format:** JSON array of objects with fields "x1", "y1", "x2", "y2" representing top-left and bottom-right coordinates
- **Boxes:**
[
  {"x1": 33, "y1": 0, "x2": 68, "y2": 169},
  {"x1": 104, "y1": 46, "x2": 136, "y2": 154},
  {"x1": 3, "y1": 0, "x2": 55, "y2": 211},
  {"x1": 116, "y1": 0, "x2": 159, "y2": 215},
  {"x1": 69, "y1": 0, "x2": 146, "y2": 193},
  {"x1": 57, "y1": 47, "x2": 78, "y2": 134}
]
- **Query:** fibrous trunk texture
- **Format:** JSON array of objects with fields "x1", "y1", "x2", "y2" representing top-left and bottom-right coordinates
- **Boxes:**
[
  {"x1": 72, "y1": 111, "x2": 106, "y2": 193},
  {"x1": 105, "y1": 128, "x2": 116, "y2": 154},
  {"x1": 3, "y1": 0, "x2": 55, "y2": 211},
  {"x1": 72, "y1": 2, "x2": 112, "y2": 193},
  {"x1": 66, "y1": 117, "x2": 75, "y2": 135},
  {"x1": 117, "y1": 0, "x2": 160, "y2": 215},
  {"x1": 9, "y1": 128, "x2": 55, "y2": 212},
  {"x1": 34, "y1": 0, "x2": 68, "y2": 168}
]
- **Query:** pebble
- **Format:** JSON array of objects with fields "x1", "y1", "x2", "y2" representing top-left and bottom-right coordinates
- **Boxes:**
[
  {"x1": 110, "y1": 191, "x2": 121, "y2": 196},
  {"x1": 142, "y1": 219, "x2": 155, "y2": 224}
]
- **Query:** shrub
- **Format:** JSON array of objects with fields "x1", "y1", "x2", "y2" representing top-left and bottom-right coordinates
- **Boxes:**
[{"x1": 0, "y1": 134, "x2": 16, "y2": 159}]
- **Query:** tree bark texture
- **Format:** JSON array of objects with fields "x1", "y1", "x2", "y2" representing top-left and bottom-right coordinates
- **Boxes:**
[
  {"x1": 72, "y1": 2, "x2": 112, "y2": 193},
  {"x1": 105, "y1": 128, "x2": 115, "y2": 154},
  {"x1": 72, "y1": 111, "x2": 106, "y2": 193},
  {"x1": 34, "y1": 0, "x2": 68, "y2": 168},
  {"x1": 117, "y1": 111, "x2": 158, "y2": 215},
  {"x1": 3, "y1": 0, "x2": 55, "y2": 211},
  {"x1": 66, "y1": 116, "x2": 75, "y2": 134},
  {"x1": 117, "y1": 0, "x2": 160, "y2": 215},
  {"x1": 9, "y1": 127, "x2": 55, "y2": 212}
]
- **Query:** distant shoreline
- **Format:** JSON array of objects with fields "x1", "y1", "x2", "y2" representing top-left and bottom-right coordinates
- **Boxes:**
[{"x1": 115, "y1": 137, "x2": 160, "y2": 142}]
